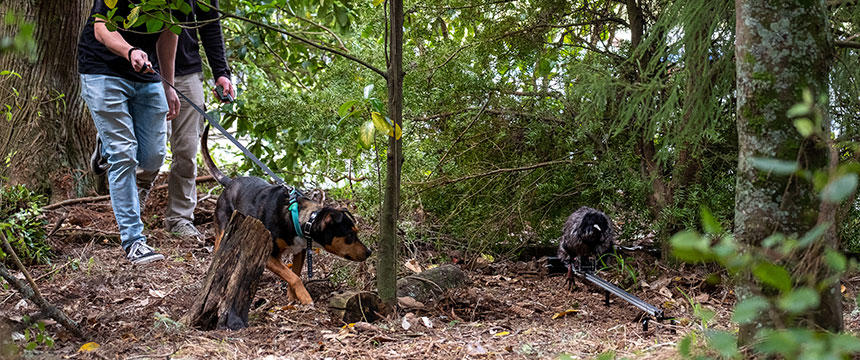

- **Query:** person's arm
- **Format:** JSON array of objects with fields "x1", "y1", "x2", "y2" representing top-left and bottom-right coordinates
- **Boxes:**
[
  {"x1": 94, "y1": 22, "x2": 152, "y2": 73},
  {"x1": 157, "y1": 30, "x2": 180, "y2": 120},
  {"x1": 196, "y1": 0, "x2": 235, "y2": 100}
]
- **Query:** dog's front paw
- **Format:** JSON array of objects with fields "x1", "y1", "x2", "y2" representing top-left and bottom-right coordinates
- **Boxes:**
[
  {"x1": 288, "y1": 285, "x2": 314, "y2": 305},
  {"x1": 296, "y1": 291, "x2": 314, "y2": 305}
]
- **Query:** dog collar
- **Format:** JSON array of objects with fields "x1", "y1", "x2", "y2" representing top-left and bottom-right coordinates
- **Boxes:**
[{"x1": 288, "y1": 189, "x2": 317, "y2": 278}]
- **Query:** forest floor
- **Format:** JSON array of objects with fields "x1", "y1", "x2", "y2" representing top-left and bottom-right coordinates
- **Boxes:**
[{"x1": 2, "y1": 177, "x2": 860, "y2": 359}]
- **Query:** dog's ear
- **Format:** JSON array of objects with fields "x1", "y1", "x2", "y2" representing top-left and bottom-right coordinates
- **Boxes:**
[{"x1": 319, "y1": 208, "x2": 344, "y2": 228}]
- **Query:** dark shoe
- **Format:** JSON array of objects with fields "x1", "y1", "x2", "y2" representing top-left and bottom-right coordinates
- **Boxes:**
[
  {"x1": 126, "y1": 241, "x2": 164, "y2": 264},
  {"x1": 138, "y1": 186, "x2": 151, "y2": 215},
  {"x1": 90, "y1": 137, "x2": 108, "y2": 176}
]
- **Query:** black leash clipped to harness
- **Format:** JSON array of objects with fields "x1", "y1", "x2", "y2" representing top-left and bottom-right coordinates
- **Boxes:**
[
  {"x1": 149, "y1": 65, "x2": 318, "y2": 278},
  {"x1": 289, "y1": 189, "x2": 317, "y2": 278}
]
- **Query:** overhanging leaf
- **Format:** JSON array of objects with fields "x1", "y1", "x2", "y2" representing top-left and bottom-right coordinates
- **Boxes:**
[
  {"x1": 124, "y1": 7, "x2": 140, "y2": 28},
  {"x1": 787, "y1": 103, "x2": 810, "y2": 118},
  {"x1": 777, "y1": 287, "x2": 819, "y2": 314},
  {"x1": 793, "y1": 118, "x2": 814, "y2": 137},
  {"x1": 749, "y1": 157, "x2": 798, "y2": 175},
  {"x1": 105, "y1": 0, "x2": 118, "y2": 9},
  {"x1": 338, "y1": 100, "x2": 359, "y2": 118},
  {"x1": 731, "y1": 296, "x2": 768, "y2": 324},
  {"x1": 388, "y1": 122, "x2": 402, "y2": 140},
  {"x1": 670, "y1": 231, "x2": 713, "y2": 262},
  {"x1": 706, "y1": 330, "x2": 739, "y2": 359},
  {"x1": 371, "y1": 112, "x2": 392, "y2": 133},
  {"x1": 358, "y1": 121, "x2": 375, "y2": 149},
  {"x1": 146, "y1": 18, "x2": 163, "y2": 33},
  {"x1": 821, "y1": 173, "x2": 858, "y2": 203},
  {"x1": 752, "y1": 262, "x2": 791, "y2": 293},
  {"x1": 363, "y1": 84, "x2": 374, "y2": 99}
]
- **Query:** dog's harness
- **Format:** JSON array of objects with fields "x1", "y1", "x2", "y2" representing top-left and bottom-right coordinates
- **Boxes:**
[
  {"x1": 288, "y1": 189, "x2": 318, "y2": 278},
  {"x1": 148, "y1": 65, "x2": 319, "y2": 278}
]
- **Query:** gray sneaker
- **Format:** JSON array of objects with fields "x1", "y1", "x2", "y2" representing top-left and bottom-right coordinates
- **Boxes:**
[
  {"x1": 168, "y1": 221, "x2": 202, "y2": 241},
  {"x1": 126, "y1": 241, "x2": 164, "y2": 264}
]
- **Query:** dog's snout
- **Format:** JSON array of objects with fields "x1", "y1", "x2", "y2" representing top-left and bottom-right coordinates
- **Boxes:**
[{"x1": 365, "y1": 248, "x2": 372, "y2": 258}]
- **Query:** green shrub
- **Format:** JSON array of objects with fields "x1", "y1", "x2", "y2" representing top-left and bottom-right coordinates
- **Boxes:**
[{"x1": 0, "y1": 184, "x2": 50, "y2": 265}]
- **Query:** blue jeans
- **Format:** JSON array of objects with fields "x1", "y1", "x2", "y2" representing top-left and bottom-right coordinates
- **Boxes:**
[{"x1": 80, "y1": 74, "x2": 168, "y2": 251}]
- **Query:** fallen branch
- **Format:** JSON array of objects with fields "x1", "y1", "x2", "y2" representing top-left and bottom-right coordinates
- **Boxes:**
[
  {"x1": 0, "y1": 232, "x2": 85, "y2": 338},
  {"x1": 52, "y1": 228, "x2": 120, "y2": 242},
  {"x1": 836, "y1": 40, "x2": 860, "y2": 49},
  {"x1": 43, "y1": 175, "x2": 216, "y2": 210},
  {"x1": 42, "y1": 195, "x2": 110, "y2": 210},
  {"x1": 413, "y1": 158, "x2": 582, "y2": 188}
]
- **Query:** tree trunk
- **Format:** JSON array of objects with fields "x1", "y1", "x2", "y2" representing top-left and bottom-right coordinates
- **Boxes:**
[
  {"x1": 377, "y1": 0, "x2": 404, "y2": 308},
  {"x1": 0, "y1": 0, "x2": 97, "y2": 200},
  {"x1": 182, "y1": 211, "x2": 272, "y2": 330},
  {"x1": 735, "y1": 0, "x2": 840, "y2": 338}
]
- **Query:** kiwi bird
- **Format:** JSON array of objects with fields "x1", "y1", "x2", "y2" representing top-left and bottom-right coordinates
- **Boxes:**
[{"x1": 558, "y1": 206, "x2": 615, "y2": 289}]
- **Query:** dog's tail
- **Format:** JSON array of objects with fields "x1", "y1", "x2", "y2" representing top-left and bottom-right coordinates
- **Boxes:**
[{"x1": 201, "y1": 124, "x2": 232, "y2": 187}]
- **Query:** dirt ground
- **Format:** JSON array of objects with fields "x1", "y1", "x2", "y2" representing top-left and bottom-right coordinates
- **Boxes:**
[{"x1": 2, "y1": 179, "x2": 860, "y2": 359}]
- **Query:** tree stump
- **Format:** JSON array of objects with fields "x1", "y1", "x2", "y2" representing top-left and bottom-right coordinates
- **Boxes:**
[
  {"x1": 328, "y1": 291, "x2": 385, "y2": 323},
  {"x1": 396, "y1": 264, "x2": 466, "y2": 304},
  {"x1": 181, "y1": 211, "x2": 272, "y2": 330}
]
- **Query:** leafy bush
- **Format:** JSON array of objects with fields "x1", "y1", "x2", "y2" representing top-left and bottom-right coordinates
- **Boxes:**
[
  {"x1": 672, "y1": 206, "x2": 860, "y2": 359},
  {"x1": 0, "y1": 184, "x2": 50, "y2": 265}
]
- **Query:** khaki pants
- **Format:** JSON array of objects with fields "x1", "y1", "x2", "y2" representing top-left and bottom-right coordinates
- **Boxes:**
[{"x1": 164, "y1": 72, "x2": 204, "y2": 229}]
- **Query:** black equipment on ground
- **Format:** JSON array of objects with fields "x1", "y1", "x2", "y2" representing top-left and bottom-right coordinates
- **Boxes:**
[{"x1": 546, "y1": 256, "x2": 672, "y2": 331}]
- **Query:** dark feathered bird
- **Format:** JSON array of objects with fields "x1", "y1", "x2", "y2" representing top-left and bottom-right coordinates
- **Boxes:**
[{"x1": 558, "y1": 206, "x2": 615, "y2": 288}]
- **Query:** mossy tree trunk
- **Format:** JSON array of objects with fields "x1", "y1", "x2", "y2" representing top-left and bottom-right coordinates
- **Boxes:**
[
  {"x1": 0, "y1": 0, "x2": 96, "y2": 200},
  {"x1": 377, "y1": 0, "x2": 404, "y2": 308},
  {"x1": 735, "y1": 0, "x2": 841, "y2": 338}
]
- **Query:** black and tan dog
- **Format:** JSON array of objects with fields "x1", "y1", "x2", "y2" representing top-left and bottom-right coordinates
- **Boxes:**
[{"x1": 201, "y1": 126, "x2": 371, "y2": 304}]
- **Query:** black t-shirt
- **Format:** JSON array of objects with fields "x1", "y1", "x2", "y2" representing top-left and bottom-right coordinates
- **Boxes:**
[
  {"x1": 77, "y1": 0, "x2": 163, "y2": 82},
  {"x1": 175, "y1": 0, "x2": 230, "y2": 80}
]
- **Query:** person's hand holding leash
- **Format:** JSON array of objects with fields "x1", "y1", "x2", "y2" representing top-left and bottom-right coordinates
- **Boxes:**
[
  {"x1": 127, "y1": 47, "x2": 153, "y2": 74},
  {"x1": 213, "y1": 76, "x2": 235, "y2": 103}
]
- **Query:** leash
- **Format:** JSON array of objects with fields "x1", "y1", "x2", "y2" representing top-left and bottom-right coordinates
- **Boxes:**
[{"x1": 148, "y1": 65, "x2": 316, "y2": 278}]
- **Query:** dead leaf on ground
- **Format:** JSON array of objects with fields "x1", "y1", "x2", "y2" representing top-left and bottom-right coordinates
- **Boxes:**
[
  {"x1": 401, "y1": 313, "x2": 417, "y2": 331},
  {"x1": 509, "y1": 304, "x2": 534, "y2": 317},
  {"x1": 398, "y1": 296, "x2": 424, "y2": 309},
  {"x1": 467, "y1": 343, "x2": 488, "y2": 356},
  {"x1": 658, "y1": 286, "x2": 673, "y2": 299},
  {"x1": 404, "y1": 258, "x2": 423, "y2": 273},
  {"x1": 79, "y1": 342, "x2": 100, "y2": 352},
  {"x1": 551, "y1": 309, "x2": 579, "y2": 319},
  {"x1": 353, "y1": 322, "x2": 380, "y2": 332},
  {"x1": 420, "y1": 316, "x2": 433, "y2": 328}
]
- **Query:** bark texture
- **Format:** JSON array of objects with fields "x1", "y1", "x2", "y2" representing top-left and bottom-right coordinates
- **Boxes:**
[
  {"x1": 735, "y1": 0, "x2": 841, "y2": 337},
  {"x1": 182, "y1": 211, "x2": 272, "y2": 330},
  {"x1": 0, "y1": 0, "x2": 96, "y2": 200},
  {"x1": 377, "y1": 0, "x2": 404, "y2": 307}
]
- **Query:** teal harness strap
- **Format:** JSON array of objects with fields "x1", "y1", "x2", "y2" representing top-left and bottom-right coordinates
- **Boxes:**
[
  {"x1": 289, "y1": 190, "x2": 314, "y2": 278},
  {"x1": 289, "y1": 201, "x2": 304, "y2": 239}
]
